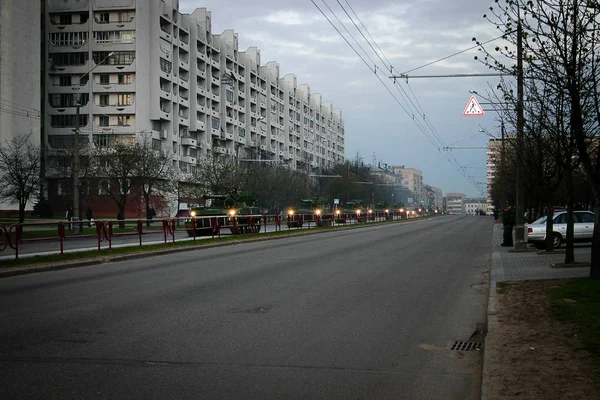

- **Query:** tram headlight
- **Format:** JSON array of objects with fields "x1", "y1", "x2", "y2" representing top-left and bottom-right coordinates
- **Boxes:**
[
  {"x1": 190, "y1": 211, "x2": 196, "y2": 217},
  {"x1": 385, "y1": 209, "x2": 389, "y2": 213},
  {"x1": 356, "y1": 209, "x2": 361, "y2": 215},
  {"x1": 315, "y1": 209, "x2": 322, "y2": 216},
  {"x1": 288, "y1": 209, "x2": 295, "y2": 216},
  {"x1": 335, "y1": 209, "x2": 341, "y2": 215},
  {"x1": 229, "y1": 209, "x2": 237, "y2": 216}
]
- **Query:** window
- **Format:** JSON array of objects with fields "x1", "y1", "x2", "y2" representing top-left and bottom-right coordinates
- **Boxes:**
[
  {"x1": 99, "y1": 95, "x2": 109, "y2": 106},
  {"x1": 99, "y1": 75, "x2": 109, "y2": 85},
  {"x1": 50, "y1": 52, "x2": 88, "y2": 67},
  {"x1": 59, "y1": 14, "x2": 72, "y2": 25},
  {"x1": 117, "y1": 94, "x2": 131, "y2": 106},
  {"x1": 118, "y1": 74, "x2": 131, "y2": 85},
  {"x1": 98, "y1": 180, "x2": 110, "y2": 195},
  {"x1": 98, "y1": 116, "x2": 109, "y2": 127},
  {"x1": 160, "y1": 58, "x2": 172, "y2": 74},
  {"x1": 152, "y1": 138, "x2": 162, "y2": 151},
  {"x1": 51, "y1": 115, "x2": 88, "y2": 128},
  {"x1": 554, "y1": 213, "x2": 568, "y2": 224},
  {"x1": 49, "y1": 32, "x2": 88, "y2": 47},
  {"x1": 576, "y1": 212, "x2": 595, "y2": 223},
  {"x1": 238, "y1": 127, "x2": 245, "y2": 138},
  {"x1": 93, "y1": 30, "x2": 135, "y2": 44},
  {"x1": 58, "y1": 76, "x2": 71, "y2": 86},
  {"x1": 93, "y1": 51, "x2": 135, "y2": 65},
  {"x1": 226, "y1": 90, "x2": 234, "y2": 103},
  {"x1": 211, "y1": 117, "x2": 220, "y2": 130},
  {"x1": 117, "y1": 115, "x2": 131, "y2": 126},
  {"x1": 94, "y1": 134, "x2": 109, "y2": 147},
  {"x1": 96, "y1": 12, "x2": 109, "y2": 23}
]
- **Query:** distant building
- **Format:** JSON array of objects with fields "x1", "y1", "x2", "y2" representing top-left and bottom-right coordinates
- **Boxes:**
[
  {"x1": 464, "y1": 198, "x2": 488, "y2": 215},
  {"x1": 487, "y1": 138, "x2": 505, "y2": 213},
  {"x1": 393, "y1": 166, "x2": 423, "y2": 201},
  {"x1": 0, "y1": 0, "x2": 42, "y2": 215},
  {"x1": 445, "y1": 193, "x2": 465, "y2": 214}
]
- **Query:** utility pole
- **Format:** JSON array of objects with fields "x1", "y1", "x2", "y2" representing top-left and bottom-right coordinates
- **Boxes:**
[
  {"x1": 514, "y1": 16, "x2": 527, "y2": 251},
  {"x1": 73, "y1": 98, "x2": 81, "y2": 234}
]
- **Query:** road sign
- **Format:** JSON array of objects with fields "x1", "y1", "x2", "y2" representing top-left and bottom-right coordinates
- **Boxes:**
[
  {"x1": 463, "y1": 96, "x2": 485, "y2": 116},
  {"x1": 334, "y1": 198, "x2": 339, "y2": 205}
]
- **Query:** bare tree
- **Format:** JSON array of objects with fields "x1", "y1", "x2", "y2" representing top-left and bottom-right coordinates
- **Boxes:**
[
  {"x1": 95, "y1": 143, "x2": 141, "y2": 227},
  {"x1": 0, "y1": 132, "x2": 41, "y2": 223},
  {"x1": 134, "y1": 133, "x2": 175, "y2": 224},
  {"x1": 477, "y1": 0, "x2": 600, "y2": 276}
]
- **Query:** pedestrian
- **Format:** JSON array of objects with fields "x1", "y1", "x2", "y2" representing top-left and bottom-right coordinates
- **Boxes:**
[
  {"x1": 146, "y1": 207, "x2": 156, "y2": 226},
  {"x1": 86, "y1": 206, "x2": 94, "y2": 227},
  {"x1": 501, "y1": 203, "x2": 515, "y2": 247},
  {"x1": 66, "y1": 206, "x2": 73, "y2": 231}
]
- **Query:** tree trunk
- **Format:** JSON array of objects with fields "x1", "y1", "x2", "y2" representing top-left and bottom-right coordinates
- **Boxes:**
[
  {"x1": 18, "y1": 198, "x2": 26, "y2": 224},
  {"x1": 145, "y1": 187, "x2": 151, "y2": 227},
  {"x1": 545, "y1": 205, "x2": 554, "y2": 252},
  {"x1": 591, "y1": 202, "x2": 600, "y2": 278},
  {"x1": 565, "y1": 166, "x2": 575, "y2": 264},
  {"x1": 117, "y1": 207, "x2": 125, "y2": 229}
]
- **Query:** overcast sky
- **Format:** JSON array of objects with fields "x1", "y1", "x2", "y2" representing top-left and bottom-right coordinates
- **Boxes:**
[{"x1": 180, "y1": 0, "x2": 510, "y2": 197}]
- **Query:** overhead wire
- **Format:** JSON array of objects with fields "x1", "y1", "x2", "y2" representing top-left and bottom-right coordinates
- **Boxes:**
[{"x1": 316, "y1": 0, "x2": 487, "y2": 194}]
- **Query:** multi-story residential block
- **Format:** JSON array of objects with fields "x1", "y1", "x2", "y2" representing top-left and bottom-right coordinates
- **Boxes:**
[
  {"x1": 487, "y1": 138, "x2": 504, "y2": 213},
  {"x1": 393, "y1": 166, "x2": 423, "y2": 200},
  {"x1": 43, "y1": 1, "x2": 344, "y2": 204},
  {"x1": 0, "y1": 0, "x2": 41, "y2": 215},
  {"x1": 445, "y1": 193, "x2": 466, "y2": 215}
]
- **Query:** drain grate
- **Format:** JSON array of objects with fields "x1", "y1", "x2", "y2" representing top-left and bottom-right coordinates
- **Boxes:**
[{"x1": 450, "y1": 341, "x2": 482, "y2": 352}]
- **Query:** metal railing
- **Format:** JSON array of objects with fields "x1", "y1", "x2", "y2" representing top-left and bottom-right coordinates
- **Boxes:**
[{"x1": 0, "y1": 212, "x2": 410, "y2": 261}]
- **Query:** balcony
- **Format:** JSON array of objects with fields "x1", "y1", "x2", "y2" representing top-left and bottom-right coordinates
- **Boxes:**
[
  {"x1": 211, "y1": 93, "x2": 219, "y2": 102},
  {"x1": 210, "y1": 76, "x2": 220, "y2": 86},
  {"x1": 179, "y1": 96, "x2": 189, "y2": 108},
  {"x1": 93, "y1": 81, "x2": 135, "y2": 93},
  {"x1": 181, "y1": 137, "x2": 197, "y2": 147},
  {"x1": 210, "y1": 59, "x2": 220, "y2": 68},
  {"x1": 197, "y1": 86, "x2": 206, "y2": 96},
  {"x1": 196, "y1": 105, "x2": 206, "y2": 113},
  {"x1": 92, "y1": 17, "x2": 135, "y2": 32},
  {"x1": 214, "y1": 147, "x2": 227, "y2": 155},
  {"x1": 197, "y1": 69, "x2": 206, "y2": 79},
  {"x1": 238, "y1": 91, "x2": 246, "y2": 99},
  {"x1": 93, "y1": 103, "x2": 135, "y2": 115},
  {"x1": 180, "y1": 155, "x2": 196, "y2": 164}
]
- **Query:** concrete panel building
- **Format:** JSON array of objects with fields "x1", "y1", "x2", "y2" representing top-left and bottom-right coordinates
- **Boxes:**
[
  {"x1": 445, "y1": 192, "x2": 465, "y2": 215},
  {"x1": 43, "y1": 0, "x2": 344, "y2": 194},
  {"x1": 0, "y1": 0, "x2": 42, "y2": 214}
]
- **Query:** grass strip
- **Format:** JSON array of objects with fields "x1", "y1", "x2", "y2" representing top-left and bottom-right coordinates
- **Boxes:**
[{"x1": 548, "y1": 278, "x2": 600, "y2": 364}]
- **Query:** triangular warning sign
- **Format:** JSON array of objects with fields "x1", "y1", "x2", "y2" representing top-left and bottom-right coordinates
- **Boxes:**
[{"x1": 462, "y1": 96, "x2": 485, "y2": 116}]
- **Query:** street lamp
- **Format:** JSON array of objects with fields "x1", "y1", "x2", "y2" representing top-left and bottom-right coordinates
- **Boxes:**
[{"x1": 72, "y1": 51, "x2": 114, "y2": 233}]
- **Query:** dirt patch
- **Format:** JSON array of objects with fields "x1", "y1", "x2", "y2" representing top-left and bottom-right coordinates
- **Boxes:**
[{"x1": 484, "y1": 280, "x2": 599, "y2": 399}]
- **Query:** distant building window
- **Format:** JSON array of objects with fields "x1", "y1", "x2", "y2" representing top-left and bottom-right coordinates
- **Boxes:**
[
  {"x1": 99, "y1": 74, "x2": 109, "y2": 85},
  {"x1": 95, "y1": 134, "x2": 108, "y2": 147},
  {"x1": 118, "y1": 74, "x2": 132, "y2": 85},
  {"x1": 238, "y1": 127, "x2": 245, "y2": 138},
  {"x1": 211, "y1": 117, "x2": 220, "y2": 130},
  {"x1": 159, "y1": 58, "x2": 172, "y2": 74},
  {"x1": 117, "y1": 115, "x2": 131, "y2": 126},
  {"x1": 59, "y1": 14, "x2": 72, "y2": 25},
  {"x1": 98, "y1": 116, "x2": 109, "y2": 127},
  {"x1": 226, "y1": 90, "x2": 234, "y2": 103},
  {"x1": 99, "y1": 95, "x2": 109, "y2": 106}
]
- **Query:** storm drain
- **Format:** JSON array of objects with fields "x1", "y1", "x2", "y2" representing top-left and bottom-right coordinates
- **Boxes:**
[{"x1": 450, "y1": 341, "x2": 482, "y2": 352}]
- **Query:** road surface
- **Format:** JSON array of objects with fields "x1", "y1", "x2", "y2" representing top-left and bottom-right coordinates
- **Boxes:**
[{"x1": 0, "y1": 215, "x2": 491, "y2": 399}]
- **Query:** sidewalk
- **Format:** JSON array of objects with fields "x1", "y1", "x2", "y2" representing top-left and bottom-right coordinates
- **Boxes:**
[{"x1": 481, "y1": 224, "x2": 591, "y2": 400}]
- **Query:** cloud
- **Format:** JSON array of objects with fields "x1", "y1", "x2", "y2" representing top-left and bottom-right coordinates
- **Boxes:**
[{"x1": 264, "y1": 10, "x2": 322, "y2": 26}]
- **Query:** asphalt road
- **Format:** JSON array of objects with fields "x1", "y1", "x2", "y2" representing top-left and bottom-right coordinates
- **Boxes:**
[{"x1": 0, "y1": 215, "x2": 492, "y2": 399}]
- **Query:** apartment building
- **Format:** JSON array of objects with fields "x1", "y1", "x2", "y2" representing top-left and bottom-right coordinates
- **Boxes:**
[
  {"x1": 0, "y1": 0, "x2": 41, "y2": 215},
  {"x1": 487, "y1": 138, "x2": 504, "y2": 213},
  {"x1": 445, "y1": 192, "x2": 465, "y2": 215},
  {"x1": 44, "y1": 0, "x2": 344, "y2": 185},
  {"x1": 392, "y1": 166, "x2": 423, "y2": 200}
]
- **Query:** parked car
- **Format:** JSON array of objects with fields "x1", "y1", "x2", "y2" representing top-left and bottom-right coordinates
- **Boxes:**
[{"x1": 526, "y1": 210, "x2": 595, "y2": 249}]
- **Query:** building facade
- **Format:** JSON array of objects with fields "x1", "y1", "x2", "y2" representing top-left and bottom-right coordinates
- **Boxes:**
[
  {"x1": 487, "y1": 138, "x2": 504, "y2": 213},
  {"x1": 43, "y1": 0, "x2": 345, "y2": 214},
  {"x1": 393, "y1": 166, "x2": 423, "y2": 200},
  {"x1": 445, "y1": 192, "x2": 465, "y2": 215},
  {"x1": 464, "y1": 198, "x2": 488, "y2": 215},
  {"x1": 0, "y1": 0, "x2": 42, "y2": 214}
]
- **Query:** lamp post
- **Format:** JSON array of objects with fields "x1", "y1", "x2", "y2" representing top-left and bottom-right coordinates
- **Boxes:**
[{"x1": 72, "y1": 51, "x2": 114, "y2": 233}]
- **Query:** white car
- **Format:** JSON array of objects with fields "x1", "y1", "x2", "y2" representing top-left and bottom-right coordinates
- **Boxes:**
[{"x1": 526, "y1": 210, "x2": 595, "y2": 249}]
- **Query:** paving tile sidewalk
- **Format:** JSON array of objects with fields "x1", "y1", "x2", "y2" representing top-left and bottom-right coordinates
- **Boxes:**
[{"x1": 481, "y1": 223, "x2": 591, "y2": 400}]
